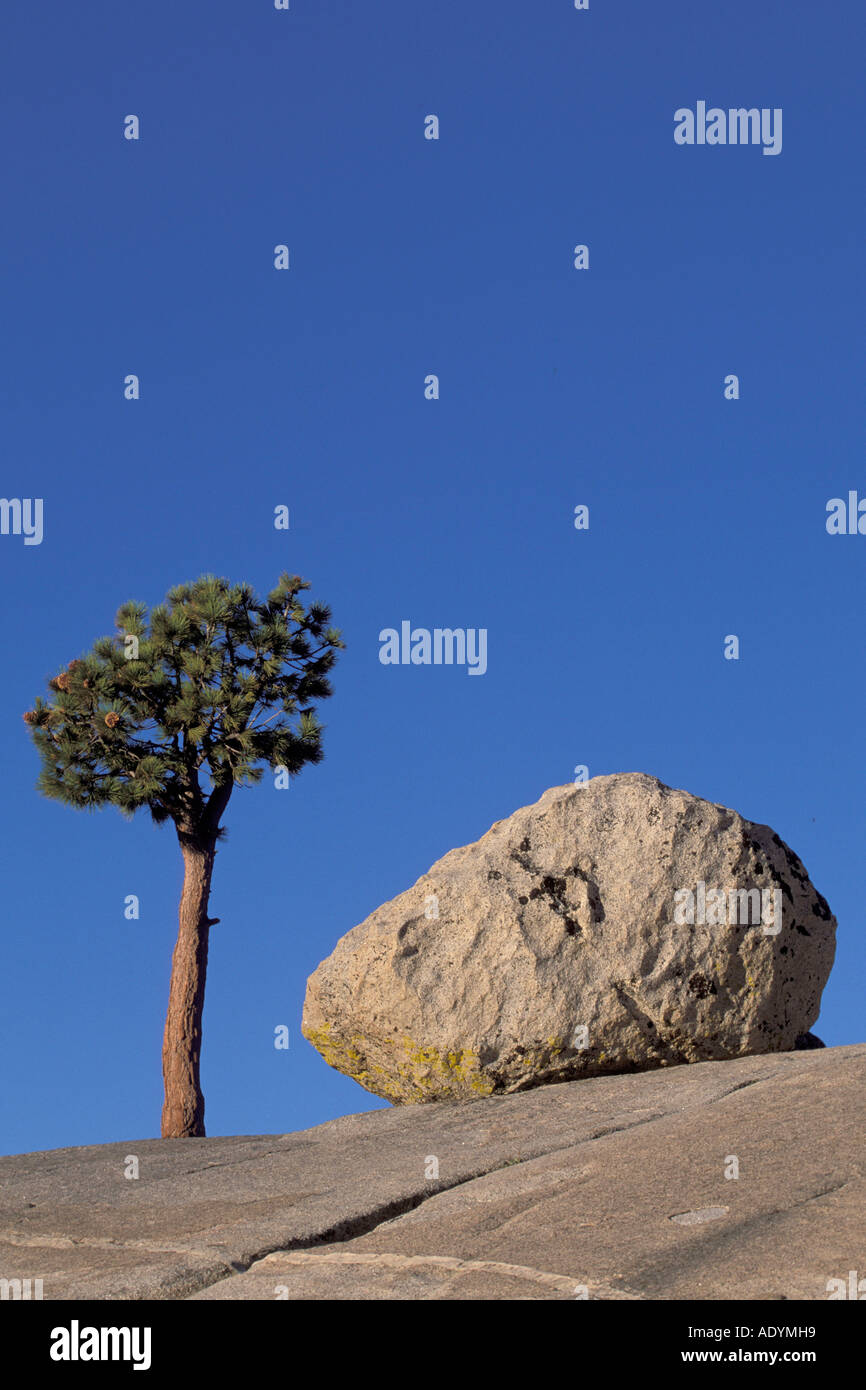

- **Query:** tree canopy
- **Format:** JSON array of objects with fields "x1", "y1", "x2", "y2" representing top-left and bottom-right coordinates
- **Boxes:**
[{"x1": 24, "y1": 573, "x2": 343, "y2": 836}]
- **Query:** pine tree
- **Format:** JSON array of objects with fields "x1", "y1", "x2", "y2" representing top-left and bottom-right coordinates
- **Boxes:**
[{"x1": 24, "y1": 573, "x2": 343, "y2": 1138}]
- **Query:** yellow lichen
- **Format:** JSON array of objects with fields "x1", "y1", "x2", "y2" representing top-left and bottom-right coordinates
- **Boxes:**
[{"x1": 303, "y1": 1023, "x2": 498, "y2": 1102}]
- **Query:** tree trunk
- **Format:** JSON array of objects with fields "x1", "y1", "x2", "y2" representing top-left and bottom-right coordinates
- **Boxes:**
[{"x1": 161, "y1": 834, "x2": 218, "y2": 1138}]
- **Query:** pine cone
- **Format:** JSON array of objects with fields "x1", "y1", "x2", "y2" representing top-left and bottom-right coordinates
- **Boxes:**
[{"x1": 104, "y1": 711, "x2": 121, "y2": 728}]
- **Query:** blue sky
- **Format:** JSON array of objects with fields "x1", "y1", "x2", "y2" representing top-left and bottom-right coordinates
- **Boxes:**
[{"x1": 1, "y1": 0, "x2": 863, "y2": 1156}]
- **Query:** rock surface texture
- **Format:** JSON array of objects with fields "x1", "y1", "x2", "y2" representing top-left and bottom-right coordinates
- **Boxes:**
[
  {"x1": 303, "y1": 774, "x2": 836, "y2": 1103},
  {"x1": 0, "y1": 1047, "x2": 862, "y2": 1300}
]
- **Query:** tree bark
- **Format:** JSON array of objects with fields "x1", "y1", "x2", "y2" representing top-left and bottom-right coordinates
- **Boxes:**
[{"x1": 161, "y1": 833, "x2": 217, "y2": 1138}]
